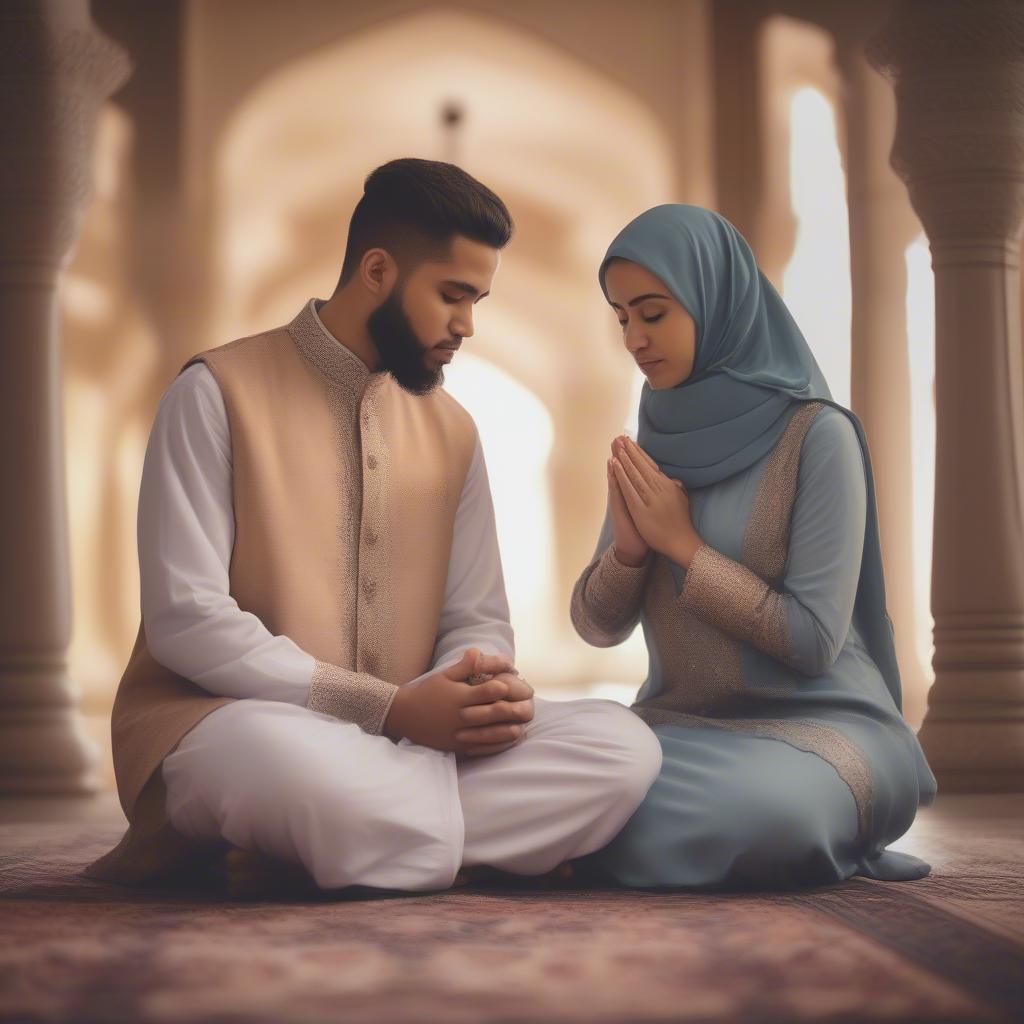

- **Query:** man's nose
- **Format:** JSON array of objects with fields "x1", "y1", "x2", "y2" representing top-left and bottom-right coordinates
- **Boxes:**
[{"x1": 452, "y1": 313, "x2": 474, "y2": 339}]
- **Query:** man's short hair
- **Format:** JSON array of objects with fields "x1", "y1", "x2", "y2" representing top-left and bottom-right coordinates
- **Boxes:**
[{"x1": 336, "y1": 158, "x2": 514, "y2": 289}]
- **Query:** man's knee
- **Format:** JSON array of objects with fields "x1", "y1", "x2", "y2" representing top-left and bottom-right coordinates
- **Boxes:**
[
  {"x1": 163, "y1": 703, "x2": 463, "y2": 891},
  {"x1": 574, "y1": 701, "x2": 663, "y2": 800},
  {"x1": 238, "y1": 756, "x2": 461, "y2": 891}
]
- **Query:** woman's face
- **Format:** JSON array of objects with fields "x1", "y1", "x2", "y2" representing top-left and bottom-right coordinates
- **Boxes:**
[{"x1": 603, "y1": 258, "x2": 696, "y2": 389}]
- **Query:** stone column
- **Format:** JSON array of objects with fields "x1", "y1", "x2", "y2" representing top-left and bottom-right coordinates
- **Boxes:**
[
  {"x1": 0, "y1": 1, "x2": 130, "y2": 793},
  {"x1": 869, "y1": 0, "x2": 1024, "y2": 791},
  {"x1": 711, "y1": 1, "x2": 771, "y2": 250},
  {"x1": 835, "y1": 29, "x2": 928, "y2": 728}
]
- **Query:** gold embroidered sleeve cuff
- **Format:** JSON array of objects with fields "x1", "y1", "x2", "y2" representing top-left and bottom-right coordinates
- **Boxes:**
[
  {"x1": 679, "y1": 542, "x2": 795, "y2": 665},
  {"x1": 307, "y1": 659, "x2": 400, "y2": 735},
  {"x1": 570, "y1": 545, "x2": 651, "y2": 647}
]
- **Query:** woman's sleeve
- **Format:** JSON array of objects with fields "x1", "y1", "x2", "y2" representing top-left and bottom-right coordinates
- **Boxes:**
[
  {"x1": 139, "y1": 363, "x2": 398, "y2": 734},
  {"x1": 570, "y1": 503, "x2": 653, "y2": 648},
  {"x1": 676, "y1": 409, "x2": 867, "y2": 676}
]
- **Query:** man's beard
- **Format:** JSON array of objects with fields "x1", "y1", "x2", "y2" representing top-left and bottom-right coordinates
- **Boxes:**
[{"x1": 366, "y1": 287, "x2": 445, "y2": 396}]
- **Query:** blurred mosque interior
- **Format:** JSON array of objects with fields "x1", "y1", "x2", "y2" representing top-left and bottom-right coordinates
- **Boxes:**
[
  {"x1": 48, "y1": 2, "x2": 951, "y2": 790},
  {"x1": 1, "y1": 2, "x2": 1023, "y2": 1021}
]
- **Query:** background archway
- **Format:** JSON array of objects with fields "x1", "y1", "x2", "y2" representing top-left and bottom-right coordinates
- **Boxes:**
[{"x1": 214, "y1": 6, "x2": 677, "y2": 690}]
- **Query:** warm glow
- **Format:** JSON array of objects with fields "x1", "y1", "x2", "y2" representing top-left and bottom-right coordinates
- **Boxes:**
[
  {"x1": 783, "y1": 87, "x2": 852, "y2": 407},
  {"x1": 442, "y1": 352, "x2": 556, "y2": 679},
  {"x1": 215, "y1": 7, "x2": 673, "y2": 694},
  {"x1": 905, "y1": 232, "x2": 936, "y2": 684},
  {"x1": 62, "y1": 104, "x2": 156, "y2": 722},
  {"x1": 782, "y1": 80, "x2": 935, "y2": 709}
]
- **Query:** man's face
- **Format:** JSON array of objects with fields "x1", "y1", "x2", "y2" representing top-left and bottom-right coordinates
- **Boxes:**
[{"x1": 367, "y1": 234, "x2": 500, "y2": 395}]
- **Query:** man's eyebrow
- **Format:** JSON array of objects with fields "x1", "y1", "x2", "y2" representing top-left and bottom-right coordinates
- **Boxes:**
[
  {"x1": 442, "y1": 279, "x2": 489, "y2": 300},
  {"x1": 609, "y1": 292, "x2": 672, "y2": 309}
]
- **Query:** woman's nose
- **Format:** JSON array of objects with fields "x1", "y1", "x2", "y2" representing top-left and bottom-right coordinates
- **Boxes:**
[{"x1": 623, "y1": 323, "x2": 647, "y2": 354}]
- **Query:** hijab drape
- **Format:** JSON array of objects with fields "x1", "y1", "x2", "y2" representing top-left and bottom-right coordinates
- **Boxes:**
[{"x1": 599, "y1": 204, "x2": 904, "y2": 712}]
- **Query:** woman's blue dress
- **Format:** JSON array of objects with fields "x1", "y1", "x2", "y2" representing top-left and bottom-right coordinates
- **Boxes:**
[{"x1": 571, "y1": 401, "x2": 936, "y2": 889}]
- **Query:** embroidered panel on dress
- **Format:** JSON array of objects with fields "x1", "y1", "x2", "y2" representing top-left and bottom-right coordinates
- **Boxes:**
[
  {"x1": 631, "y1": 400, "x2": 875, "y2": 839},
  {"x1": 680, "y1": 543, "x2": 796, "y2": 669},
  {"x1": 635, "y1": 708, "x2": 873, "y2": 837},
  {"x1": 672, "y1": 401, "x2": 828, "y2": 680},
  {"x1": 744, "y1": 401, "x2": 824, "y2": 585},
  {"x1": 640, "y1": 557, "x2": 746, "y2": 716},
  {"x1": 636, "y1": 403, "x2": 824, "y2": 715}
]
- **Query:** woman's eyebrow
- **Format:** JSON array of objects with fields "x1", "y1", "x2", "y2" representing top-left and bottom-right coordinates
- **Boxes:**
[
  {"x1": 442, "y1": 279, "x2": 489, "y2": 300},
  {"x1": 609, "y1": 292, "x2": 672, "y2": 309}
]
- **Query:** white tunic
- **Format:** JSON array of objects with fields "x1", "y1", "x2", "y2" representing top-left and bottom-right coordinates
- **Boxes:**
[
  {"x1": 139, "y1": 375, "x2": 514, "y2": 702},
  {"x1": 147, "y1": 304, "x2": 662, "y2": 891}
]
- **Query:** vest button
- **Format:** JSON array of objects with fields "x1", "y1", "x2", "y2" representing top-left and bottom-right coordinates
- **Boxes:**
[
  {"x1": 365, "y1": 530, "x2": 378, "y2": 547},
  {"x1": 362, "y1": 577, "x2": 376, "y2": 599},
  {"x1": 367, "y1": 454, "x2": 378, "y2": 470},
  {"x1": 362, "y1": 412, "x2": 371, "y2": 426},
  {"x1": 363, "y1": 653, "x2": 378, "y2": 674}
]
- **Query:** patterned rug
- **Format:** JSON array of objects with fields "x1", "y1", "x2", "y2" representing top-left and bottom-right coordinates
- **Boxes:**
[{"x1": 0, "y1": 815, "x2": 1021, "y2": 1023}]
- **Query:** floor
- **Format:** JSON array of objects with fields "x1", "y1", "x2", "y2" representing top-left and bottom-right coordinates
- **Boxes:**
[{"x1": 0, "y1": 790, "x2": 1021, "y2": 1023}]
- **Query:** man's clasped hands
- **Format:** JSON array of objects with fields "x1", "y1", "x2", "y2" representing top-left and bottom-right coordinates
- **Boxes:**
[
  {"x1": 382, "y1": 647, "x2": 533, "y2": 759},
  {"x1": 382, "y1": 434, "x2": 702, "y2": 760}
]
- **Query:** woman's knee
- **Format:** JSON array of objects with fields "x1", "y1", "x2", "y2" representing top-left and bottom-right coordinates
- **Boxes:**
[
  {"x1": 602, "y1": 770, "x2": 847, "y2": 889},
  {"x1": 712, "y1": 782, "x2": 852, "y2": 886},
  {"x1": 716, "y1": 773, "x2": 816, "y2": 842}
]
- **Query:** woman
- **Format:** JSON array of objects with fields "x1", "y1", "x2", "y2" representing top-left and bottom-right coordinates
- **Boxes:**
[{"x1": 571, "y1": 204, "x2": 937, "y2": 889}]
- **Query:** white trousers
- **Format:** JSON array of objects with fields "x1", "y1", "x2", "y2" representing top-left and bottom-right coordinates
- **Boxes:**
[{"x1": 160, "y1": 695, "x2": 662, "y2": 892}]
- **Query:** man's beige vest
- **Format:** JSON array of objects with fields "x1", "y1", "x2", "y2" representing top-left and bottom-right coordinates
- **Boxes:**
[{"x1": 84, "y1": 300, "x2": 477, "y2": 884}]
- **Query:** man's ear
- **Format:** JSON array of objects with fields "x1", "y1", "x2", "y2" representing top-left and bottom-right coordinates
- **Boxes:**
[{"x1": 360, "y1": 247, "x2": 398, "y2": 297}]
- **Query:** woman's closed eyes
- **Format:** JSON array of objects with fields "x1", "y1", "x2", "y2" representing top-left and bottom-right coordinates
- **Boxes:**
[{"x1": 618, "y1": 313, "x2": 665, "y2": 328}]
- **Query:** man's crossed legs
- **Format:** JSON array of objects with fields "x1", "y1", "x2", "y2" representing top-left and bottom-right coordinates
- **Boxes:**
[{"x1": 161, "y1": 688, "x2": 662, "y2": 892}]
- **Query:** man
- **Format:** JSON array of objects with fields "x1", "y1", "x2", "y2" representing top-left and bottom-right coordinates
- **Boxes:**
[{"x1": 85, "y1": 158, "x2": 662, "y2": 892}]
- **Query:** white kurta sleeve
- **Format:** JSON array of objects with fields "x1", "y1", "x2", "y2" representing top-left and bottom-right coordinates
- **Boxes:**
[
  {"x1": 141, "y1": 364, "x2": 400, "y2": 734},
  {"x1": 403, "y1": 433, "x2": 516, "y2": 688},
  {"x1": 138, "y1": 364, "x2": 318, "y2": 704}
]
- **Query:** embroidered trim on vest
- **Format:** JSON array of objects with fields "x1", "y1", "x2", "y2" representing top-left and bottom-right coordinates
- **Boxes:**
[
  {"x1": 307, "y1": 659, "x2": 399, "y2": 735},
  {"x1": 570, "y1": 544, "x2": 652, "y2": 647},
  {"x1": 288, "y1": 299, "x2": 376, "y2": 396},
  {"x1": 353, "y1": 375, "x2": 395, "y2": 681},
  {"x1": 288, "y1": 301, "x2": 400, "y2": 706},
  {"x1": 287, "y1": 300, "x2": 365, "y2": 682}
]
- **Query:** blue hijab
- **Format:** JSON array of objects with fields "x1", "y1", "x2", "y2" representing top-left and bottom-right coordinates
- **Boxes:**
[{"x1": 599, "y1": 204, "x2": 904, "y2": 712}]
